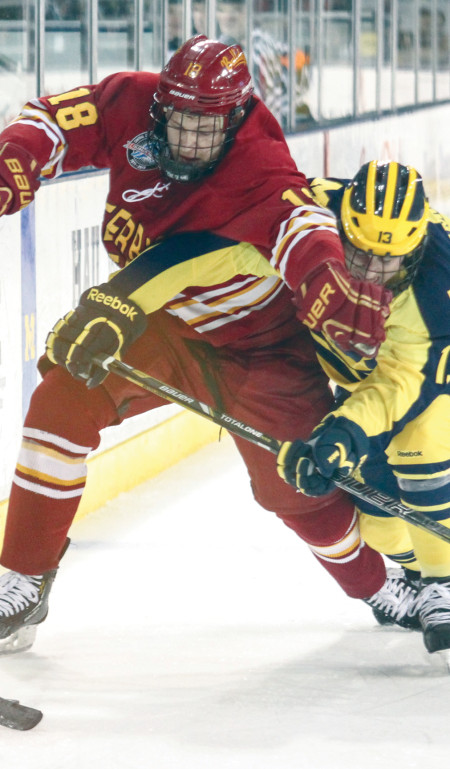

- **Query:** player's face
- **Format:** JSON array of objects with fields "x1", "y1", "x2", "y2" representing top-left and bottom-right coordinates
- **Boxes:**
[
  {"x1": 166, "y1": 110, "x2": 226, "y2": 166},
  {"x1": 344, "y1": 242, "x2": 404, "y2": 285}
]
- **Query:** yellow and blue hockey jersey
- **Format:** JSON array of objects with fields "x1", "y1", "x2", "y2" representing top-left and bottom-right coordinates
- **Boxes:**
[{"x1": 309, "y1": 177, "x2": 450, "y2": 518}]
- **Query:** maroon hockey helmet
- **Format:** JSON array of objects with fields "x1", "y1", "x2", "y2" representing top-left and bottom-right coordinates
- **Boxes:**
[
  {"x1": 149, "y1": 35, "x2": 254, "y2": 182},
  {"x1": 156, "y1": 34, "x2": 253, "y2": 114}
]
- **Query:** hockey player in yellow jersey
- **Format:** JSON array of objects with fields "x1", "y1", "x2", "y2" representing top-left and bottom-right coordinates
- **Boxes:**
[{"x1": 278, "y1": 160, "x2": 450, "y2": 654}]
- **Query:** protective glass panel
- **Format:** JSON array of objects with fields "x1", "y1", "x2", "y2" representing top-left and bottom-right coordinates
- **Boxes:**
[
  {"x1": 292, "y1": 0, "x2": 317, "y2": 130},
  {"x1": 417, "y1": 1, "x2": 438, "y2": 103},
  {"x1": 98, "y1": 0, "x2": 136, "y2": 79},
  {"x1": 435, "y1": 0, "x2": 450, "y2": 99},
  {"x1": 192, "y1": 0, "x2": 207, "y2": 35},
  {"x1": 395, "y1": 0, "x2": 415, "y2": 107},
  {"x1": 320, "y1": 1, "x2": 353, "y2": 120},
  {"x1": 167, "y1": 0, "x2": 184, "y2": 60},
  {"x1": 359, "y1": 0, "x2": 378, "y2": 113},
  {"x1": 202, "y1": 1, "x2": 287, "y2": 130},
  {"x1": 45, "y1": 0, "x2": 90, "y2": 94},
  {"x1": 379, "y1": 0, "x2": 393, "y2": 111},
  {"x1": 142, "y1": 0, "x2": 163, "y2": 72},
  {"x1": 0, "y1": 0, "x2": 36, "y2": 128}
]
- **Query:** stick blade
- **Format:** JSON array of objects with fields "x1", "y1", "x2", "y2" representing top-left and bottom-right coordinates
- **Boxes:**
[{"x1": 0, "y1": 697, "x2": 43, "y2": 730}]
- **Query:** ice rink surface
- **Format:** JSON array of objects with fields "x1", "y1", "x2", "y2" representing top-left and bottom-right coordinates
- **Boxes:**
[{"x1": 1, "y1": 433, "x2": 450, "y2": 768}]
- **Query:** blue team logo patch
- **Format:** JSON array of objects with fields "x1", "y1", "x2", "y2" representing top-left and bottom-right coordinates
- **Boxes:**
[{"x1": 124, "y1": 132, "x2": 158, "y2": 171}]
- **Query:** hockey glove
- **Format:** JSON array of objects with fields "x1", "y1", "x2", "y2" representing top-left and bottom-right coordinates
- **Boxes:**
[
  {"x1": 0, "y1": 142, "x2": 41, "y2": 216},
  {"x1": 277, "y1": 414, "x2": 369, "y2": 496},
  {"x1": 46, "y1": 283, "x2": 147, "y2": 388},
  {"x1": 296, "y1": 261, "x2": 392, "y2": 357}
]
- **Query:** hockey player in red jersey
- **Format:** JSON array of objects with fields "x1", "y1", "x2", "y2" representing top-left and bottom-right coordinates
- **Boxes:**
[{"x1": 0, "y1": 36, "x2": 392, "y2": 651}]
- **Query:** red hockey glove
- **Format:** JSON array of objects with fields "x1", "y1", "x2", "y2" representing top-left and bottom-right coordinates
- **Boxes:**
[
  {"x1": 296, "y1": 261, "x2": 392, "y2": 357},
  {"x1": 46, "y1": 283, "x2": 148, "y2": 388},
  {"x1": 0, "y1": 142, "x2": 41, "y2": 216},
  {"x1": 277, "y1": 414, "x2": 369, "y2": 496}
]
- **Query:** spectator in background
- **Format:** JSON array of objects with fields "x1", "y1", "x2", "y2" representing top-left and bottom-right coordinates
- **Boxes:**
[
  {"x1": 418, "y1": 6, "x2": 449, "y2": 67},
  {"x1": 418, "y1": 6, "x2": 449, "y2": 68},
  {"x1": 280, "y1": 45, "x2": 315, "y2": 125},
  {"x1": 167, "y1": 0, "x2": 184, "y2": 59},
  {"x1": 192, "y1": 0, "x2": 207, "y2": 35},
  {"x1": 437, "y1": 10, "x2": 449, "y2": 68}
]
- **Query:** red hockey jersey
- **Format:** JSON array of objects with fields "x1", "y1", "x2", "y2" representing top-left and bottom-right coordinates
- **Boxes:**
[{"x1": 1, "y1": 71, "x2": 344, "y2": 346}]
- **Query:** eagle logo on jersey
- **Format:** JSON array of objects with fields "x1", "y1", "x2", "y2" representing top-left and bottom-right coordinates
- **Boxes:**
[{"x1": 124, "y1": 132, "x2": 158, "y2": 171}]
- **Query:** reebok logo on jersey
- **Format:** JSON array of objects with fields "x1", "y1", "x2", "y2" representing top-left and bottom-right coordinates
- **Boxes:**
[
  {"x1": 397, "y1": 450, "x2": 423, "y2": 456},
  {"x1": 86, "y1": 289, "x2": 139, "y2": 320}
]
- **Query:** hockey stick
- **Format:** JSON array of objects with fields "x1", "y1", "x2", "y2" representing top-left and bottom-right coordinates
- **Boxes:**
[
  {"x1": 93, "y1": 354, "x2": 450, "y2": 546},
  {"x1": 0, "y1": 697, "x2": 43, "y2": 730}
]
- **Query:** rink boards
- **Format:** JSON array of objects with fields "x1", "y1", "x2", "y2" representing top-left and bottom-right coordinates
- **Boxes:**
[{"x1": 0, "y1": 103, "x2": 450, "y2": 539}]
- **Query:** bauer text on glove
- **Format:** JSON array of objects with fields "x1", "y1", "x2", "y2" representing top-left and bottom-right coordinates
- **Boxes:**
[
  {"x1": 277, "y1": 414, "x2": 369, "y2": 496},
  {"x1": 46, "y1": 284, "x2": 147, "y2": 387},
  {"x1": 296, "y1": 261, "x2": 392, "y2": 357},
  {"x1": 0, "y1": 142, "x2": 41, "y2": 216}
]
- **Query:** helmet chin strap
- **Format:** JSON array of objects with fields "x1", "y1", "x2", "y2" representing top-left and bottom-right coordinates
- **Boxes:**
[{"x1": 157, "y1": 152, "x2": 215, "y2": 183}]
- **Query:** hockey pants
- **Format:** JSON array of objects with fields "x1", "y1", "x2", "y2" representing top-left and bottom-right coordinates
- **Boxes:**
[{"x1": 0, "y1": 310, "x2": 386, "y2": 599}]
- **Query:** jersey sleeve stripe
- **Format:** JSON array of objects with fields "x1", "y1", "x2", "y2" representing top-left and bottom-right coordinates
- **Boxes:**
[
  {"x1": 167, "y1": 277, "x2": 284, "y2": 333},
  {"x1": 271, "y1": 206, "x2": 339, "y2": 279}
]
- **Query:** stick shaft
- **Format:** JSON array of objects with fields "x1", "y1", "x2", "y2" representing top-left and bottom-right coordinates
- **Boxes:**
[
  {"x1": 95, "y1": 355, "x2": 279, "y2": 453},
  {"x1": 94, "y1": 354, "x2": 450, "y2": 545}
]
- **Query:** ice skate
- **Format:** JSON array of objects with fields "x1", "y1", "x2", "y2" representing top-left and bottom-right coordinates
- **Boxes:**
[
  {"x1": 0, "y1": 569, "x2": 57, "y2": 654},
  {"x1": 364, "y1": 568, "x2": 421, "y2": 630},
  {"x1": 416, "y1": 577, "x2": 450, "y2": 653}
]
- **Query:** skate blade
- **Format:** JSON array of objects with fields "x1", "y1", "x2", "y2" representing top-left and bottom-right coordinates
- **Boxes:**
[
  {"x1": 427, "y1": 648, "x2": 450, "y2": 673},
  {"x1": 0, "y1": 625, "x2": 37, "y2": 656}
]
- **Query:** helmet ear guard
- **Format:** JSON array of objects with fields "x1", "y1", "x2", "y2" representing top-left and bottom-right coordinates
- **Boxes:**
[
  {"x1": 340, "y1": 160, "x2": 429, "y2": 293},
  {"x1": 148, "y1": 35, "x2": 254, "y2": 182}
]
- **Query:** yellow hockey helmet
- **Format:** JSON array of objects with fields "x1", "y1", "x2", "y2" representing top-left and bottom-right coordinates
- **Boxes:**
[
  {"x1": 341, "y1": 160, "x2": 429, "y2": 292},
  {"x1": 341, "y1": 160, "x2": 429, "y2": 255}
]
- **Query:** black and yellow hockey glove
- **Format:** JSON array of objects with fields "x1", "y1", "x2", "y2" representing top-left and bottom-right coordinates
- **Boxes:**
[
  {"x1": 46, "y1": 283, "x2": 147, "y2": 388},
  {"x1": 277, "y1": 414, "x2": 369, "y2": 496}
]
